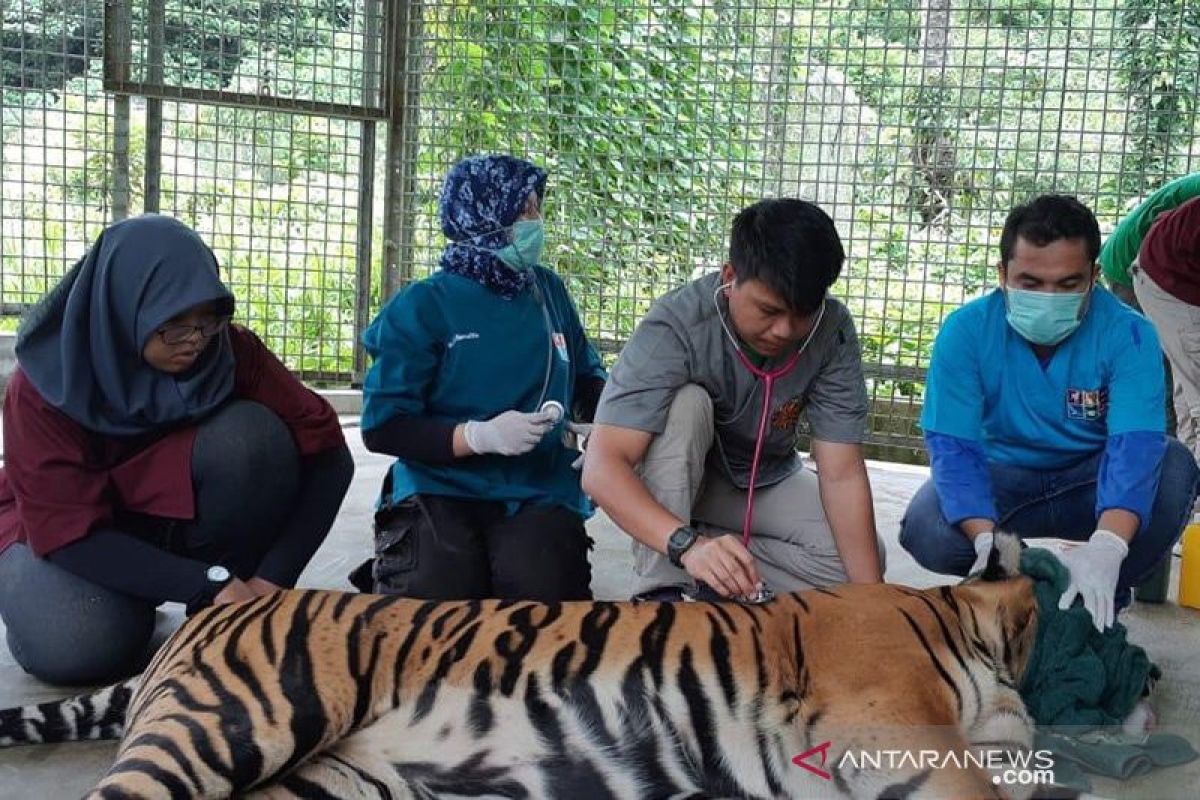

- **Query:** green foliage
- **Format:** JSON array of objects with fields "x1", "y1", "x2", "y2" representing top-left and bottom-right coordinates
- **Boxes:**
[
  {"x1": 4, "y1": 0, "x2": 1200, "y2": 409},
  {"x1": 1117, "y1": 0, "x2": 1200, "y2": 195},
  {"x1": 2, "y1": 1, "x2": 353, "y2": 100},
  {"x1": 412, "y1": 0, "x2": 762, "y2": 344}
]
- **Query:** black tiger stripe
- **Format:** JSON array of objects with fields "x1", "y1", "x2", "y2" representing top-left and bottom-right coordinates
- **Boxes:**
[
  {"x1": 705, "y1": 601, "x2": 738, "y2": 633},
  {"x1": 876, "y1": 767, "x2": 936, "y2": 799},
  {"x1": 812, "y1": 588, "x2": 842, "y2": 598},
  {"x1": 898, "y1": 608, "x2": 963, "y2": 716},
  {"x1": 574, "y1": 602, "x2": 619, "y2": 681},
  {"x1": 550, "y1": 641, "x2": 577, "y2": 695},
  {"x1": 325, "y1": 753, "x2": 400, "y2": 799},
  {"x1": 191, "y1": 658, "x2": 264, "y2": 787},
  {"x1": 429, "y1": 604, "x2": 463, "y2": 639},
  {"x1": 443, "y1": 600, "x2": 485, "y2": 642},
  {"x1": 346, "y1": 598, "x2": 403, "y2": 730},
  {"x1": 391, "y1": 601, "x2": 437, "y2": 707},
  {"x1": 402, "y1": 751, "x2": 529, "y2": 799},
  {"x1": 612, "y1": 692, "x2": 678, "y2": 799},
  {"x1": 754, "y1": 728, "x2": 786, "y2": 797},
  {"x1": 803, "y1": 707, "x2": 824, "y2": 744},
  {"x1": 910, "y1": 594, "x2": 983, "y2": 714},
  {"x1": 496, "y1": 603, "x2": 559, "y2": 696},
  {"x1": 467, "y1": 660, "x2": 495, "y2": 737},
  {"x1": 565, "y1": 681, "x2": 620, "y2": 751},
  {"x1": 104, "y1": 756, "x2": 194, "y2": 800},
  {"x1": 412, "y1": 619, "x2": 483, "y2": 723},
  {"x1": 330, "y1": 591, "x2": 359, "y2": 621},
  {"x1": 120, "y1": 732, "x2": 203, "y2": 795},
  {"x1": 751, "y1": 629, "x2": 769, "y2": 695},
  {"x1": 350, "y1": 624, "x2": 388, "y2": 729},
  {"x1": 275, "y1": 591, "x2": 330, "y2": 780},
  {"x1": 276, "y1": 772, "x2": 344, "y2": 800},
  {"x1": 220, "y1": 593, "x2": 283, "y2": 727},
  {"x1": 730, "y1": 601, "x2": 765, "y2": 632},
  {"x1": 635, "y1": 603, "x2": 676, "y2": 687},
  {"x1": 676, "y1": 645, "x2": 744, "y2": 797},
  {"x1": 705, "y1": 613, "x2": 738, "y2": 708},
  {"x1": 155, "y1": 712, "x2": 231, "y2": 787}
]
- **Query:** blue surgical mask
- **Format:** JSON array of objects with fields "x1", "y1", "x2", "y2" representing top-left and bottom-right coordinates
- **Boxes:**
[
  {"x1": 1004, "y1": 286, "x2": 1090, "y2": 346},
  {"x1": 495, "y1": 219, "x2": 545, "y2": 271}
]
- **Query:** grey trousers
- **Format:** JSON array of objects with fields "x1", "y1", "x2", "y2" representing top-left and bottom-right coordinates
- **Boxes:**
[
  {"x1": 630, "y1": 384, "x2": 879, "y2": 595},
  {"x1": 1134, "y1": 266, "x2": 1200, "y2": 461}
]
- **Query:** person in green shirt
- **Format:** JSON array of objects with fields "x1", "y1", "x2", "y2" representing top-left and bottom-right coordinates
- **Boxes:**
[{"x1": 1100, "y1": 172, "x2": 1200, "y2": 304}]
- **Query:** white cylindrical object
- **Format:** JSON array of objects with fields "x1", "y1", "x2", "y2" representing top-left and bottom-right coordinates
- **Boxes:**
[{"x1": 539, "y1": 400, "x2": 564, "y2": 422}]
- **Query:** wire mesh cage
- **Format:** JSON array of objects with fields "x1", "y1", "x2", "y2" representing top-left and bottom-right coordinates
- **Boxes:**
[
  {"x1": 2, "y1": 1, "x2": 109, "y2": 316},
  {"x1": 4, "y1": 1, "x2": 1200, "y2": 460}
]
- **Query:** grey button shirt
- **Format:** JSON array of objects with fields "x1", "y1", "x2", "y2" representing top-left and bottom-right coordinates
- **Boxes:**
[{"x1": 595, "y1": 271, "x2": 868, "y2": 488}]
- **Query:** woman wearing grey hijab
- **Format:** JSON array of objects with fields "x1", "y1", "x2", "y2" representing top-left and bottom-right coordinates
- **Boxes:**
[{"x1": 0, "y1": 215, "x2": 354, "y2": 685}]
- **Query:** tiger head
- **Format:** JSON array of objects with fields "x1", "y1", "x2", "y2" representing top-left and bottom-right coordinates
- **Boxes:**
[{"x1": 955, "y1": 530, "x2": 1039, "y2": 685}]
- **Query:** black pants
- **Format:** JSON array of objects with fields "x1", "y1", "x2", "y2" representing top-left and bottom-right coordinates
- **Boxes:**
[{"x1": 365, "y1": 495, "x2": 593, "y2": 601}]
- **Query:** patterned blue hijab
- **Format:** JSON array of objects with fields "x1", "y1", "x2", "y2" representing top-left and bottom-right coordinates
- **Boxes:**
[
  {"x1": 438, "y1": 154, "x2": 548, "y2": 299},
  {"x1": 16, "y1": 215, "x2": 236, "y2": 436}
]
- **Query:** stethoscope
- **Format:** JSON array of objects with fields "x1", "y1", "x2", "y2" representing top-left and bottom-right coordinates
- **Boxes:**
[
  {"x1": 458, "y1": 230, "x2": 563, "y2": 419},
  {"x1": 713, "y1": 281, "x2": 825, "y2": 546}
]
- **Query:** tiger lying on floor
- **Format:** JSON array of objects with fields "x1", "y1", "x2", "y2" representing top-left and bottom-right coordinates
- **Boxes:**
[{"x1": 1, "y1": 536, "x2": 1042, "y2": 800}]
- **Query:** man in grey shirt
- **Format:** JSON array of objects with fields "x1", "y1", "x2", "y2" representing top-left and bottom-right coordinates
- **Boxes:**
[{"x1": 582, "y1": 199, "x2": 883, "y2": 599}]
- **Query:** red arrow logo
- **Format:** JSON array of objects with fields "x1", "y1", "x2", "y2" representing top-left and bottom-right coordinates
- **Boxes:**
[{"x1": 792, "y1": 741, "x2": 833, "y2": 780}]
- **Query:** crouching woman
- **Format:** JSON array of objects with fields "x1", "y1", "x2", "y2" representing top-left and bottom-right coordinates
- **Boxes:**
[{"x1": 0, "y1": 215, "x2": 353, "y2": 685}]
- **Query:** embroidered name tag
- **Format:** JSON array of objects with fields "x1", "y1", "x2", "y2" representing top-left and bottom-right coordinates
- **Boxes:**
[{"x1": 1066, "y1": 387, "x2": 1108, "y2": 421}]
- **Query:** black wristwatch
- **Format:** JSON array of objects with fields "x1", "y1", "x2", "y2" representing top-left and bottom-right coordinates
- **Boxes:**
[
  {"x1": 667, "y1": 525, "x2": 700, "y2": 568},
  {"x1": 186, "y1": 565, "x2": 233, "y2": 616}
]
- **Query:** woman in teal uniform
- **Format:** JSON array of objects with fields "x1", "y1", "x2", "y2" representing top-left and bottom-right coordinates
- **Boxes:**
[{"x1": 354, "y1": 154, "x2": 607, "y2": 601}]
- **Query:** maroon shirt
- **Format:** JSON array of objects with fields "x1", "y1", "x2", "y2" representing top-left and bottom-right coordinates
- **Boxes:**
[
  {"x1": 1138, "y1": 195, "x2": 1200, "y2": 306},
  {"x1": 0, "y1": 325, "x2": 345, "y2": 557}
]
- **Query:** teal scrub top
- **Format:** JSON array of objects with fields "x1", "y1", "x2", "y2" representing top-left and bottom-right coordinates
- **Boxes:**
[{"x1": 361, "y1": 266, "x2": 606, "y2": 517}]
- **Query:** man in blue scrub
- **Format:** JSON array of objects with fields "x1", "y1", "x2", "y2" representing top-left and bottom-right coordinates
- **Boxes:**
[{"x1": 900, "y1": 194, "x2": 1199, "y2": 630}]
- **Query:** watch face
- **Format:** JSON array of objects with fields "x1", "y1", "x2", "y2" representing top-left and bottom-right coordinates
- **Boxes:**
[
  {"x1": 207, "y1": 565, "x2": 231, "y2": 583},
  {"x1": 671, "y1": 527, "x2": 696, "y2": 549}
]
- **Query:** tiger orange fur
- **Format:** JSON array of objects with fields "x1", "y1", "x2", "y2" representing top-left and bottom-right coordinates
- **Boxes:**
[{"x1": 1, "y1": 541, "x2": 1040, "y2": 800}]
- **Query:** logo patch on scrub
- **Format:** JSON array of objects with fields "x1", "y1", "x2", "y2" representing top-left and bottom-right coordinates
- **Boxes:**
[
  {"x1": 772, "y1": 396, "x2": 805, "y2": 431},
  {"x1": 552, "y1": 332, "x2": 570, "y2": 362},
  {"x1": 1066, "y1": 387, "x2": 1108, "y2": 422}
]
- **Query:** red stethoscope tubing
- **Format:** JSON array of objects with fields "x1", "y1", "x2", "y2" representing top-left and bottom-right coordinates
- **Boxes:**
[
  {"x1": 715, "y1": 279, "x2": 824, "y2": 548},
  {"x1": 731, "y1": 347, "x2": 801, "y2": 546}
]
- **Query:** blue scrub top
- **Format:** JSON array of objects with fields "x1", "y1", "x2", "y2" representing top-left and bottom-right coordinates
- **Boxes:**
[
  {"x1": 361, "y1": 266, "x2": 607, "y2": 516},
  {"x1": 922, "y1": 287, "x2": 1165, "y2": 468}
]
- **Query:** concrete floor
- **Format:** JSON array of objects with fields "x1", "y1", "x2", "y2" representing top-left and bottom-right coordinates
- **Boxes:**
[{"x1": 1, "y1": 419, "x2": 1198, "y2": 799}]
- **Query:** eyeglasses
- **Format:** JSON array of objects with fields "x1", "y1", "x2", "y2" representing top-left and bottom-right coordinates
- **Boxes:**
[{"x1": 156, "y1": 316, "x2": 231, "y2": 345}]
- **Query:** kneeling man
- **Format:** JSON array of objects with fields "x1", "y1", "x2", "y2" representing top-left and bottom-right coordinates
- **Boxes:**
[{"x1": 901, "y1": 194, "x2": 1199, "y2": 630}]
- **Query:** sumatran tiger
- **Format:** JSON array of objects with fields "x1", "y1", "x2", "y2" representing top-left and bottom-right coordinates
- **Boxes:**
[{"x1": 0, "y1": 536, "x2": 1042, "y2": 800}]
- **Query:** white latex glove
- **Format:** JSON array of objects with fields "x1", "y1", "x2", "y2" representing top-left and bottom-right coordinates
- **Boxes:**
[
  {"x1": 1057, "y1": 529, "x2": 1129, "y2": 631},
  {"x1": 566, "y1": 420, "x2": 592, "y2": 470},
  {"x1": 463, "y1": 410, "x2": 554, "y2": 456},
  {"x1": 969, "y1": 531, "x2": 995, "y2": 575}
]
